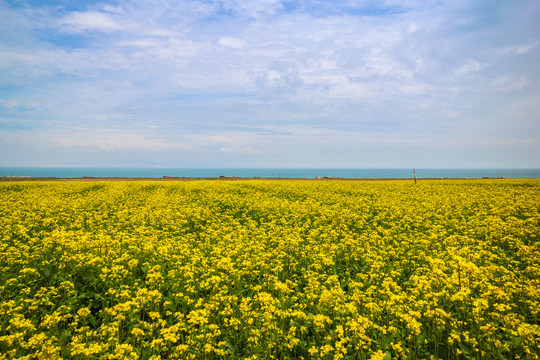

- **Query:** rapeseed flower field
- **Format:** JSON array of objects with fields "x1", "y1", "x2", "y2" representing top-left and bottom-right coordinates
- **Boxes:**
[{"x1": 0, "y1": 179, "x2": 539, "y2": 359}]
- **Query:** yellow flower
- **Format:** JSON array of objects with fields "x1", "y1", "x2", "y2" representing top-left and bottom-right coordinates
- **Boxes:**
[
  {"x1": 77, "y1": 308, "x2": 91, "y2": 318},
  {"x1": 370, "y1": 350, "x2": 386, "y2": 360}
]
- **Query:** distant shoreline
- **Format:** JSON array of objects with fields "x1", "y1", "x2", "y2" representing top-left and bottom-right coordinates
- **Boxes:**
[
  {"x1": 0, "y1": 176, "x2": 515, "y2": 182},
  {"x1": 2, "y1": 167, "x2": 538, "y2": 179}
]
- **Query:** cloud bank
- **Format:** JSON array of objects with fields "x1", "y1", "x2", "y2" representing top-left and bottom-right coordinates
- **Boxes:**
[{"x1": 1, "y1": 0, "x2": 539, "y2": 167}]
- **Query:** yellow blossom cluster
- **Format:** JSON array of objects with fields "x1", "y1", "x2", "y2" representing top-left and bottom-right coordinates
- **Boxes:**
[{"x1": 0, "y1": 179, "x2": 539, "y2": 359}]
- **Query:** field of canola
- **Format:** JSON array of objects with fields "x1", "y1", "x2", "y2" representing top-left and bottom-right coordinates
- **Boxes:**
[{"x1": 0, "y1": 179, "x2": 539, "y2": 360}]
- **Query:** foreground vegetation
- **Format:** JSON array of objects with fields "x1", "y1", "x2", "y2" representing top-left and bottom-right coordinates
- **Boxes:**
[{"x1": 0, "y1": 180, "x2": 539, "y2": 359}]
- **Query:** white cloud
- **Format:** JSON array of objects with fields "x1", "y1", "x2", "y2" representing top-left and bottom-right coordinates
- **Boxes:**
[
  {"x1": 59, "y1": 11, "x2": 124, "y2": 32},
  {"x1": 117, "y1": 39, "x2": 160, "y2": 48},
  {"x1": 455, "y1": 61, "x2": 482, "y2": 76},
  {"x1": 515, "y1": 44, "x2": 535, "y2": 54},
  {"x1": 49, "y1": 129, "x2": 190, "y2": 151},
  {"x1": 491, "y1": 76, "x2": 529, "y2": 92},
  {"x1": 102, "y1": 5, "x2": 124, "y2": 14},
  {"x1": 219, "y1": 146, "x2": 259, "y2": 154},
  {"x1": 218, "y1": 37, "x2": 246, "y2": 49},
  {"x1": 407, "y1": 23, "x2": 419, "y2": 34},
  {"x1": 0, "y1": 98, "x2": 41, "y2": 110}
]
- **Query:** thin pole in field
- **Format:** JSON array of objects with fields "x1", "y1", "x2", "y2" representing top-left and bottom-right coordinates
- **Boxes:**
[{"x1": 413, "y1": 168, "x2": 417, "y2": 184}]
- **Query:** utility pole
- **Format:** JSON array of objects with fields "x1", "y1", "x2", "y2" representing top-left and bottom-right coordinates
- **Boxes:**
[{"x1": 413, "y1": 168, "x2": 417, "y2": 184}]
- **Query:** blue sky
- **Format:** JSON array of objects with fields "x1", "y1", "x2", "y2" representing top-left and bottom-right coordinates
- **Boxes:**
[{"x1": 1, "y1": 0, "x2": 539, "y2": 168}]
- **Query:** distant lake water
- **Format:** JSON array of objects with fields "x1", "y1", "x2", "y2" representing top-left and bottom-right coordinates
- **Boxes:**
[{"x1": 1, "y1": 167, "x2": 540, "y2": 179}]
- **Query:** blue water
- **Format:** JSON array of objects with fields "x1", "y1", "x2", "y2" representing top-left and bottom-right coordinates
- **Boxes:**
[{"x1": 1, "y1": 167, "x2": 539, "y2": 179}]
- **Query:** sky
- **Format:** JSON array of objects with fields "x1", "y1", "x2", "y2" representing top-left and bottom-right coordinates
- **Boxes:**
[{"x1": 0, "y1": 0, "x2": 539, "y2": 168}]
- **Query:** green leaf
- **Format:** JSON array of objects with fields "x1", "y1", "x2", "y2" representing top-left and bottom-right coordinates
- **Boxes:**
[{"x1": 225, "y1": 341, "x2": 235, "y2": 355}]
